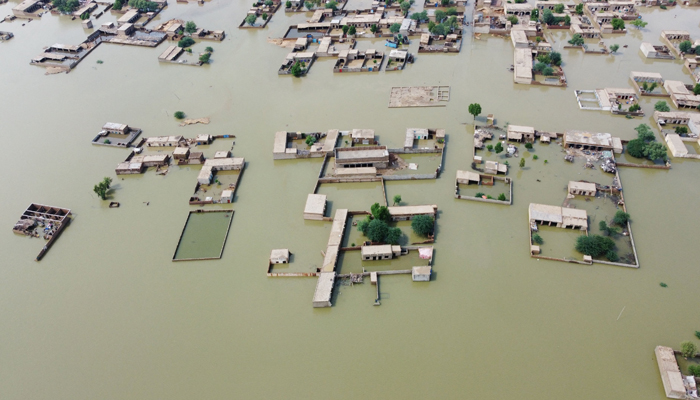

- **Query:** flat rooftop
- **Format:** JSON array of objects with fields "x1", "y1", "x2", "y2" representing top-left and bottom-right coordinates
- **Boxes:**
[{"x1": 304, "y1": 194, "x2": 327, "y2": 215}]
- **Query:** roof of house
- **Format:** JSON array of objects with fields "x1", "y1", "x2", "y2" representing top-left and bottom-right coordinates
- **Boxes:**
[
  {"x1": 312, "y1": 272, "x2": 335, "y2": 303},
  {"x1": 273, "y1": 131, "x2": 288, "y2": 154},
  {"x1": 351, "y1": 129, "x2": 375, "y2": 139},
  {"x1": 412, "y1": 266, "x2": 431, "y2": 275},
  {"x1": 529, "y1": 203, "x2": 563, "y2": 224},
  {"x1": 665, "y1": 133, "x2": 688, "y2": 157},
  {"x1": 173, "y1": 147, "x2": 189, "y2": 155},
  {"x1": 456, "y1": 170, "x2": 480, "y2": 182},
  {"x1": 336, "y1": 148, "x2": 389, "y2": 161},
  {"x1": 387, "y1": 205, "x2": 437, "y2": 216},
  {"x1": 514, "y1": 47, "x2": 533, "y2": 82},
  {"x1": 655, "y1": 346, "x2": 686, "y2": 399},
  {"x1": 203, "y1": 157, "x2": 245, "y2": 169},
  {"x1": 361, "y1": 245, "x2": 393, "y2": 256},
  {"x1": 304, "y1": 194, "x2": 327, "y2": 215},
  {"x1": 270, "y1": 248, "x2": 290, "y2": 260},
  {"x1": 564, "y1": 130, "x2": 613, "y2": 147},
  {"x1": 103, "y1": 122, "x2": 128, "y2": 131}
]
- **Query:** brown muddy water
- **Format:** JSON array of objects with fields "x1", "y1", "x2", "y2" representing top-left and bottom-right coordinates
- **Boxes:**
[{"x1": 1, "y1": 1, "x2": 700, "y2": 398}]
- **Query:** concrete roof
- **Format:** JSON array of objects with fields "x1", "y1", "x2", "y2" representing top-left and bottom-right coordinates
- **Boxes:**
[
  {"x1": 665, "y1": 80, "x2": 690, "y2": 95},
  {"x1": 456, "y1": 170, "x2": 480, "y2": 183},
  {"x1": 313, "y1": 129, "x2": 339, "y2": 153},
  {"x1": 361, "y1": 245, "x2": 393, "y2": 256},
  {"x1": 665, "y1": 133, "x2": 688, "y2": 157},
  {"x1": 304, "y1": 194, "x2": 327, "y2": 215},
  {"x1": 350, "y1": 129, "x2": 375, "y2": 139},
  {"x1": 118, "y1": 9, "x2": 139, "y2": 23},
  {"x1": 173, "y1": 147, "x2": 189, "y2": 155},
  {"x1": 270, "y1": 248, "x2": 289, "y2": 260},
  {"x1": 568, "y1": 181, "x2": 597, "y2": 193},
  {"x1": 514, "y1": 48, "x2": 533, "y2": 83},
  {"x1": 412, "y1": 266, "x2": 431, "y2": 275},
  {"x1": 630, "y1": 71, "x2": 663, "y2": 80},
  {"x1": 336, "y1": 148, "x2": 389, "y2": 160},
  {"x1": 312, "y1": 272, "x2": 335, "y2": 305},
  {"x1": 273, "y1": 131, "x2": 288, "y2": 154},
  {"x1": 203, "y1": 157, "x2": 245, "y2": 169},
  {"x1": 327, "y1": 209, "x2": 348, "y2": 247},
  {"x1": 564, "y1": 130, "x2": 613, "y2": 147},
  {"x1": 13, "y1": 0, "x2": 40, "y2": 11},
  {"x1": 529, "y1": 203, "x2": 563, "y2": 224},
  {"x1": 103, "y1": 122, "x2": 128, "y2": 131},
  {"x1": 387, "y1": 205, "x2": 437, "y2": 216},
  {"x1": 655, "y1": 346, "x2": 686, "y2": 399}
]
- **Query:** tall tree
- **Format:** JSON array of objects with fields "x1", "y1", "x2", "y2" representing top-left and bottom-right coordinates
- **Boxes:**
[{"x1": 468, "y1": 103, "x2": 482, "y2": 121}]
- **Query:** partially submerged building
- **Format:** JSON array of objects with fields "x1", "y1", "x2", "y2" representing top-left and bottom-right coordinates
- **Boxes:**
[
  {"x1": 145, "y1": 135, "x2": 187, "y2": 147},
  {"x1": 385, "y1": 49, "x2": 409, "y2": 71},
  {"x1": 386, "y1": 205, "x2": 437, "y2": 221},
  {"x1": 654, "y1": 346, "x2": 687, "y2": 399},
  {"x1": 484, "y1": 160, "x2": 508, "y2": 175},
  {"x1": 334, "y1": 146, "x2": 389, "y2": 169},
  {"x1": 412, "y1": 266, "x2": 431, "y2": 281},
  {"x1": 568, "y1": 181, "x2": 597, "y2": 196},
  {"x1": 514, "y1": 47, "x2": 533, "y2": 84},
  {"x1": 333, "y1": 49, "x2": 383, "y2": 73},
  {"x1": 13, "y1": 203, "x2": 72, "y2": 260},
  {"x1": 563, "y1": 130, "x2": 622, "y2": 153},
  {"x1": 197, "y1": 157, "x2": 245, "y2": 184},
  {"x1": 273, "y1": 130, "x2": 339, "y2": 159},
  {"x1": 507, "y1": 125, "x2": 535, "y2": 143},
  {"x1": 640, "y1": 42, "x2": 675, "y2": 60},
  {"x1": 529, "y1": 203, "x2": 588, "y2": 230},
  {"x1": 361, "y1": 245, "x2": 401, "y2": 261},
  {"x1": 91, "y1": 122, "x2": 142, "y2": 147},
  {"x1": 350, "y1": 129, "x2": 376, "y2": 145},
  {"x1": 304, "y1": 194, "x2": 327, "y2": 220},
  {"x1": 12, "y1": 0, "x2": 42, "y2": 18},
  {"x1": 278, "y1": 52, "x2": 316, "y2": 75},
  {"x1": 664, "y1": 80, "x2": 700, "y2": 109},
  {"x1": 270, "y1": 249, "x2": 290, "y2": 264},
  {"x1": 404, "y1": 128, "x2": 444, "y2": 149}
]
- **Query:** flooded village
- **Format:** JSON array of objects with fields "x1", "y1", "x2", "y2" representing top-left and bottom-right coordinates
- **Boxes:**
[{"x1": 2, "y1": 0, "x2": 700, "y2": 398}]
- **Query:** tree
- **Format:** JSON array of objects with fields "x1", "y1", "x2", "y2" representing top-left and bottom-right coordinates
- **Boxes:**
[
  {"x1": 199, "y1": 52, "x2": 211, "y2": 63},
  {"x1": 178, "y1": 37, "x2": 195, "y2": 48},
  {"x1": 348, "y1": 26, "x2": 356, "y2": 35},
  {"x1": 205, "y1": 46, "x2": 214, "y2": 53},
  {"x1": 629, "y1": 104, "x2": 641, "y2": 112},
  {"x1": 290, "y1": 61, "x2": 305, "y2": 77},
  {"x1": 606, "y1": 250, "x2": 619, "y2": 262},
  {"x1": 435, "y1": 10, "x2": 447, "y2": 23},
  {"x1": 689, "y1": 365, "x2": 700, "y2": 377},
  {"x1": 534, "y1": 62, "x2": 547, "y2": 73},
  {"x1": 411, "y1": 11, "x2": 428, "y2": 21},
  {"x1": 626, "y1": 138, "x2": 645, "y2": 158},
  {"x1": 264, "y1": 0, "x2": 273, "y2": 5},
  {"x1": 385, "y1": 227, "x2": 402, "y2": 245},
  {"x1": 494, "y1": 142, "x2": 504, "y2": 154},
  {"x1": 542, "y1": 66, "x2": 554, "y2": 76},
  {"x1": 635, "y1": 124, "x2": 654, "y2": 142},
  {"x1": 342, "y1": 25, "x2": 350, "y2": 35},
  {"x1": 446, "y1": 7, "x2": 457, "y2": 15},
  {"x1": 427, "y1": 21, "x2": 436, "y2": 32},
  {"x1": 93, "y1": 177, "x2": 113, "y2": 200},
  {"x1": 174, "y1": 111, "x2": 185, "y2": 119},
  {"x1": 128, "y1": 0, "x2": 158, "y2": 11},
  {"x1": 648, "y1": 82, "x2": 658, "y2": 93},
  {"x1": 575, "y1": 3, "x2": 583, "y2": 15},
  {"x1": 519, "y1": 157, "x2": 525, "y2": 168},
  {"x1": 305, "y1": 135, "x2": 316, "y2": 146},
  {"x1": 654, "y1": 101, "x2": 670, "y2": 112},
  {"x1": 486, "y1": 144, "x2": 494, "y2": 152},
  {"x1": 611, "y1": 18, "x2": 625, "y2": 30},
  {"x1": 327, "y1": 0, "x2": 338, "y2": 10},
  {"x1": 371, "y1": 203, "x2": 391, "y2": 222},
  {"x1": 498, "y1": 193, "x2": 507, "y2": 201},
  {"x1": 400, "y1": 0, "x2": 411, "y2": 15},
  {"x1": 245, "y1": 14, "x2": 257, "y2": 26},
  {"x1": 357, "y1": 216, "x2": 371, "y2": 234},
  {"x1": 305, "y1": 1, "x2": 314, "y2": 9},
  {"x1": 530, "y1": 9, "x2": 539, "y2": 21},
  {"x1": 393, "y1": 195, "x2": 402, "y2": 206},
  {"x1": 694, "y1": 83, "x2": 700, "y2": 96},
  {"x1": 682, "y1": 341, "x2": 698, "y2": 358},
  {"x1": 390, "y1": 23, "x2": 401, "y2": 33},
  {"x1": 507, "y1": 15, "x2": 518, "y2": 25},
  {"x1": 113, "y1": 0, "x2": 123, "y2": 10},
  {"x1": 575, "y1": 235, "x2": 615, "y2": 257},
  {"x1": 679, "y1": 40, "x2": 693, "y2": 54},
  {"x1": 468, "y1": 103, "x2": 482, "y2": 121},
  {"x1": 554, "y1": 3, "x2": 564, "y2": 13},
  {"x1": 613, "y1": 211, "x2": 630, "y2": 226},
  {"x1": 185, "y1": 21, "x2": 197, "y2": 34},
  {"x1": 285, "y1": 0, "x2": 291, "y2": 8},
  {"x1": 568, "y1": 34, "x2": 584, "y2": 46},
  {"x1": 532, "y1": 233, "x2": 543, "y2": 244},
  {"x1": 549, "y1": 51, "x2": 561, "y2": 66},
  {"x1": 261, "y1": 12, "x2": 268, "y2": 20},
  {"x1": 53, "y1": 0, "x2": 80, "y2": 13},
  {"x1": 366, "y1": 219, "x2": 389, "y2": 242},
  {"x1": 411, "y1": 215, "x2": 434, "y2": 237},
  {"x1": 524, "y1": 142, "x2": 533, "y2": 149},
  {"x1": 431, "y1": 23, "x2": 447, "y2": 36},
  {"x1": 542, "y1": 9, "x2": 555, "y2": 25},
  {"x1": 631, "y1": 19, "x2": 647, "y2": 29},
  {"x1": 368, "y1": 24, "x2": 378, "y2": 34},
  {"x1": 609, "y1": 44, "x2": 619, "y2": 53},
  {"x1": 643, "y1": 142, "x2": 667, "y2": 161}
]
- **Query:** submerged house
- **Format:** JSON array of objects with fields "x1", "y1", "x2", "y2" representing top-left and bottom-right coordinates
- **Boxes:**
[
  {"x1": 528, "y1": 203, "x2": 588, "y2": 230},
  {"x1": 361, "y1": 245, "x2": 401, "y2": 261},
  {"x1": 386, "y1": 205, "x2": 437, "y2": 221},
  {"x1": 334, "y1": 146, "x2": 389, "y2": 169},
  {"x1": 304, "y1": 194, "x2": 327, "y2": 220},
  {"x1": 506, "y1": 125, "x2": 535, "y2": 143},
  {"x1": 563, "y1": 130, "x2": 622, "y2": 153},
  {"x1": 568, "y1": 181, "x2": 597, "y2": 196}
]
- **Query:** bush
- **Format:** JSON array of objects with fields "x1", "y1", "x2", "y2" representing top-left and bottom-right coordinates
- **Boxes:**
[
  {"x1": 655, "y1": 101, "x2": 670, "y2": 112},
  {"x1": 554, "y1": 3, "x2": 564, "y2": 12},
  {"x1": 174, "y1": 111, "x2": 185, "y2": 119},
  {"x1": 486, "y1": 144, "x2": 494, "y2": 152},
  {"x1": 611, "y1": 18, "x2": 624, "y2": 30},
  {"x1": 534, "y1": 62, "x2": 547, "y2": 73},
  {"x1": 390, "y1": 23, "x2": 401, "y2": 33},
  {"x1": 533, "y1": 155, "x2": 538, "y2": 160},
  {"x1": 609, "y1": 44, "x2": 619, "y2": 53},
  {"x1": 606, "y1": 250, "x2": 619, "y2": 262},
  {"x1": 629, "y1": 104, "x2": 640, "y2": 112},
  {"x1": 305, "y1": 135, "x2": 316, "y2": 146},
  {"x1": 519, "y1": 158, "x2": 525, "y2": 168},
  {"x1": 475, "y1": 192, "x2": 485, "y2": 198},
  {"x1": 689, "y1": 365, "x2": 700, "y2": 377},
  {"x1": 285, "y1": 0, "x2": 291, "y2": 7},
  {"x1": 549, "y1": 51, "x2": 561, "y2": 66},
  {"x1": 178, "y1": 37, "x2": 195, "y2": 48},
  {"x1": 290, "y1": 61, "x2": 305, "y2": 77},
  {"x1": 199, "y1": 52, "x2": 211, "y2": 63},
  {"x1": 532, "y1": 233, "x2": 543, "y2": 244},
  {"x1": 185, "y1": 21, "x2": 197, "y2": 34},
  {"x1": 371, "y1": 203, "x2": 391, "y2": 222},
  {"x1": 682, "y1": 341, "x2": 698, "y2": 358},
  {"x1": 635, "y1": 124, "x2": 655, "y2": 142},
  {"x1": 348, "y1": 26, "x2": 356, "y2": 35},
  {"x1": 542, "y1": 67, "x2": 554, "y2": 76},
  {"x1": 205, "y1": 46, "x2": 214, "y2": 53},
  {"x1": 626, "y1": 138, "x2": 646, "y2": 158},
  {"x1": 679, "y1": 40, "x2": 693, "y2": 54},
  {"x1": 261, "y1": 12, "x2": 268, "y2": 20},
  {"x1": 695, "y1": 331, "x2": 700, "y2": 340},
  {"x1": 367, "y1": 219, "x2": 389, "y2": 242},
  {"x1": 694, "y1": 84, "x2": 700, "y2": 96},
  {"x1": 612, "y1": 211, "x2": 630, "y2": 226},
  {"x1": 643, "y1": 142, "x2": 667, "y2": 161},
  {"x1": 245, "y1": 14, "x2": 257, "y2": 26},
  {"x1": 113, "y1": 0, "x2": 123, "y2": 10},
  {"x1": 495, "y1": 142, "x2": 503, "y2": 154},
  {"x1": 525, "y1": 142, "x2": 533, "y2": 149},
  {"x1": 498, "y1": 193, "x2": 506, "y2": 201},
  {"x1": 385, "y1": 227, "x2": 402, "y2": 245},
  {"x1": 568, "y1": 33, "x2": 584, "y2": 46},
  {"x1": 411, "y1": 215, "x2": 434, "y2": 237},
  {"x1": 676, "y1": 126, "x2": 689, "y2": 135},
  {"x1": 575, "y1": 235, "x2": 615, "y2": 257}
]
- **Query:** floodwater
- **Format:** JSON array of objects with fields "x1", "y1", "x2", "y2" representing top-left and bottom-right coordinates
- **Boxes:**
[
  {"x1": 1, "y1": 1, "x2": 700, "y2": 398},
  {"x1": 173, "y1": 211, "x2": 233, "y2": 260}
]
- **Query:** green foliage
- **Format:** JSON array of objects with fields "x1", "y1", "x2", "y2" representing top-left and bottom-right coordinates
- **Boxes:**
[
  {"x1": 261, "y1": 12, "x2": 268, "y2": 20},
  {"x1": 507, "y1": 15, "x2": 518, "y2": 25},
  {"x1": 635, "y1": 124, "x2": 655, "y2": 142},
  {"x1": 475, "y1": 192, "x2": 485, "y2": 198},
  {"x1": 93, "y1": 177, "x2": 113, "y2": 200},
  {"x1": 542, "y1": 66, "x2": 554, "y2": 76},
  {"x1": 285, "y1": 0, "x2": 291, "y2": 7},
  {"x1": 368, "y1": 24, "x2": 378, "y2": 34},
  {"x1": 660, "y1": 282, "x2": 667, "y2": 287},
  {"x1": 357, "y1": 216, "x2": 371, "y2": 234},
  {"x1": 113, "y1": 0, "x2": 123, "y2": 10},
  {"x1": 367, "y1": 219, "x2": 390, "y2": 242},
  {"x1": 689, "y1": 365, "x2": 700, "y2": 377},
  {"x1": 174, "y1": 111, "x2": 185, "y2": 119},
  {"x1": 290, "y1": 61, "x2": 305, "y2": 77},
  {"x1": 530, "y1": 9, "x2": 538, "y2": 21},
  {"x1": 575, "y1": 235, "x2": 615, "y2": 257},
  {"x1": 612, "y1": 211, "x2": 630, "y2": 226},
  {"x1": 682, "y1": 341, "x2": 698, "y2": 358},
  {"x1": 393, "y1": 194, "x2": 402, "y2": 206},
  {"x1": 575, "y1": 3, "x2": 583, "y2": 15},
  {"x1": 676, "y1": 126, "x2": 688, "y2": 135},
  {"x1": 660, "y1": 4, "x2": 667, "y2": 8},
  {"x1": 205, "y1": 46, "x2": 213, "y2": 53},
  {"x1": 494, "y1": 142, "x2": 503, "y2": 154},
  {"x1": 486, "y1": 144, "x2": 494, "y2": 152},
  {"x1": 534, "y1": 62, "x2": 547, "y2": 73},
  {"x1": 643, "y1": 142, "x2": 667, "y2": 161},
  {"x1": 553, "y1": 3, "x2": 564, "y2": 13},
  {"x1": 564, "y1": 15, "x2": 570, "y2": 26},
  {"x1": 611, "y1": 18, "x2": 625, "y2": 30},
  {"x1": 52, "y1": 0, "x2": 80, "y2": 13},
  {"x1": 626, "y1": 138, "x2": 646, "y2": 158},
  {"x1": 519, "y1": 158, "x2": 525, "y2": 168},
  {"x1": 631, "y1": 19, "x2": 647, "y2": 29},
  {"x1": 390, "y1": 23, "x2": 401, "y2": 33},
  {"x1": 606, "y1": 250, "x2": 619, "y2": 262},
  {"x1": 468, "y1": 103, "x2": 481, "y2": 120},
  {"x1": 431, "y1": 23, "x2": 447, "y2": 36},
  {"x1": 96, "y1": 60, "x2": 104, "y2": 64},
  {"x1": 694, "y1": 83, "x2": 700, "y2": 96},
  {"x1": 342, "y1": 25, "x2": 350, "y2": 34},
  {"x1": 440, "y1": 0, "x2": 450, "y2": 5},
  {"x1": 524, "y1": 142, "x2": 533, "y2": 149},
  {"x1": 128, "y1": 0, "x2": 158, "y2": 11},
  {"x1": 498, "y1": 193, "x2": 507, "y2": 201},
  {"x1": 371, "y1": 203, "x2": 391, "y2": 222},
  {"x1": 435, "y1": 10, "x2": 447, "y2": 23},
  {"x1": 549, "y1": 52, "x2": 561, "y2": 66},
  {"x1": 411, "y1": 11, "x2": 428, "y2": 21},
  {"x1": 654, "y1": 101, "x2": 670, "y2": 112},
  {"x1": 609, "y1": 44, "x2": 619, "y2": 53},
  {"x1": 399, "y1": 0, "x2": 411, "y2": 15},
  {"x1": 536, "y1": 54, "x2": 551, "y2": 64},
  {"x1": 679, "y1": 40, "x2": 693, "y2": 54},
  {"x1": 533, "y1": 155, "x2": 538, "y2": 160},
  {"x1": 80, "y1": 12, "x2": 89, "y2": 20},
  {"x1": 199, "y1": 52, "x2": 211, "y2": 64},
  {"x1": 411, "y1": 214, "x2": 434, "y2": 237},
  {"x1": 327, "y1": 0, "x2": 338, "y2": 10},
  {"x1": 305, "y1": 1, "x2": 314, "y2": 9},
  {"x1": 245, "y1": 13, "x2": 257, "y2": 25},
  {"x1": 305, "y1": 135, "x2": 316, "y2": 146},
  {"x1": 385, "y1": 227, "x2": 402, "y2": 245},
  {"x1": 104, "y1": 139, "x2": 111, "y2": 144},
  {"x1": 447, "y1": 7, "x2": 457, "y2": 15},
  {"x1": 348, "y1": 26, "x2": 356, "y2": 35},
  {"x1": 178, "y1": 37, "x2": 195, "y2": 48},
  {"x1": 542, "y1": 9, "x2": 555, "y2": 25},
  {"x1": 629, "y1": 104, "x2": 641, "y2": 112},
  {"x1": 185, "y1": 21, "x2": 197, "y2": 34},
  {"x1": 696, "y1": 331, "x2": 700, "y2": 340},
  {"x1": 568, "y1": 34, "x2": 584, "y2": 46},
  {"x1": 532, "y1": 233, "x2": 543, "y2": 244},
  {"x1": 264, "y1": 0, "x2": 273, "y2": 5}
]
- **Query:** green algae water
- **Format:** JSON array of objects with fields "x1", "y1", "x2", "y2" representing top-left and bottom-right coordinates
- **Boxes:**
[{"x1": 1, "y1": 1, "x2": 700, "y2": 398}]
